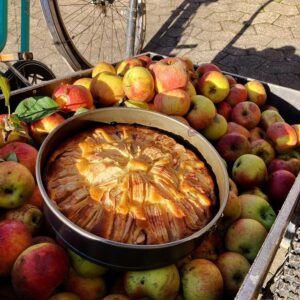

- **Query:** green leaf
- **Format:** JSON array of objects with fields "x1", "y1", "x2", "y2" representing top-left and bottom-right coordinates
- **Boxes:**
[
  {"x1": 14, "y1": 96, "x2": 59, "y2": 123},
  {"x1": 74, "y1": 107, "x2": 89, "y2": 115},
  {"x1": 0, "y1": 75, "x2": 11, "y2": 110},
  {"x1": 5, "y1": 152, "x2": 18, "y2": 162}
]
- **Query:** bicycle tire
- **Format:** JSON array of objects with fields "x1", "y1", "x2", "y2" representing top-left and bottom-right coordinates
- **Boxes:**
[
  {"x1": 4, "y1": 60, "x2": 56, "y2": 91},
  {"x1": 40, "y1": 0, "x2": 146, "y2": 70}
]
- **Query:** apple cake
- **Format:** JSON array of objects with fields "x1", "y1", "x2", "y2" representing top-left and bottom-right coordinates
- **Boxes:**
[{"x1": 45, "y1": 124, "x2": 217, "y2": 245}]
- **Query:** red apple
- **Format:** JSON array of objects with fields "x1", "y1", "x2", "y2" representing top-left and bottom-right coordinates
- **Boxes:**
[
  {"x1": 267, "y1": 170, "x2": 296, "y2": 209},
  {"x1": 249, "y1": 127, "x2": 266, "y2": 142},
  {"x1": 27, "y1": 185, "x2": 44, "y2": 209},
  {"x1": 225, "y1": 75, "x2": 237, "y2": 87},
  {"x1": 30, "y1": 113, "x2": 65, "y2": 145},
  {"x1": 292, "y1": 124, "x2": 300, "y2": 146},
  {"x1": 151, "y1": 57, "x2": 189, "y2": 93},
  {"x1": 0, "y1": 141, "x2": 38, "y2": 177},
  {"x1": 266, "y1": 122, "x2": 297, "y2": 153},
  {"x1": 12, "y1": 242, "x2": 69, "y2": 300},
  {"x1": 116, "y1": 58, "x2": 143, "y2": 76},
  {"x1": 244, "y1": 80, "x2": 267, "y2": 107},
  {"x1": 186, "y1": 95, "x2": 216, "y2": 130},
  {"x1": 52, "y1": 84, "x2": 94, "y2": 112},
  {"x1": 268, "y1": 159, "x2": 293, "y2": 174},
  {"x1": 222, "y1": 191, "x2": 242, "y2": 228},
  {"x1": 225, "y1": 84, "x2": 248, "y2": 107},
  {"x1": 137, "y1": 55, "x2": 153, "y2": 67},
  {"x1": 230, "y1": 101, "x2": 261, "y2": 129},
  {"x1": 217, "y1": 133, "x2": 250, "y2": 163},
  {"x1": 216, "y1": 101, "x2": 232, "y2": 120},
  {"x1": 0, "y1": 220, "x2": 32, "y2": 276},
  {"x1": 196, "y1": 63, "x2": 221, "y2": 76},
  {"x1": 227, "y1": 122, "x2": 250, "y2": 139},
  {"x1": 154, "y1": 88, "x2": 190, "y2": 116},
  {"x1": 32, "y1": 235, "x2": 56, "y2": 245},
  {"x1": 198, "y1": 71, "x2": 230, "y2": 103}
]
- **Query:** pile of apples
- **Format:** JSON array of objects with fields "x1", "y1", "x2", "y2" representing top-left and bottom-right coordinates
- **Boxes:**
[{"x1": 0, "y1": 54, "x2": 300, "y2": 300}]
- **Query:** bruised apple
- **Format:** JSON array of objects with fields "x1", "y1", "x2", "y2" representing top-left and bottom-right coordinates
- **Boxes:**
[
  {"x1": 0, "y1": 220, "x2": 32, "y2": 276},
  {"x1": 260, "y1": 109, "x2": 284, "y2": 130},
  {"x1": 0, "y1": 141, "x2": 38, "y2": 177},
  {"x1": 123, "y1": 66, "x2": 155, "y2": 102},
  {"x1": 154, "y1": 88, "x2": 190, "y2": 116},
  {"x1": 0, "y1": 161, "x2": 35, "y2": 209},
  {"x1": 12, "y1": 243, "x2": 69, "y2": 300},
  {"x1": 52, "y1": 84, "x2": 94, "y2": 112},
  {"x1": 30, "y1": 113, "x2": 65, "y2": 145}
]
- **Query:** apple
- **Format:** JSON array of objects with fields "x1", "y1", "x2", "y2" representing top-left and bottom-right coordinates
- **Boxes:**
[
  {"x1": 250, "y1": 138, "x2": 275, "y2": 165},
  {"x1": 229, "y1": 177, "x2": 238, "y2": 195},
  {"x1": 216, "y1": 101, "x2": 232, "y2": 120},
  {"x1": 186, "y1": 80, "x2": 197, "y2": 99},
  {"x1": 292, "y1": 124, "x2": 300, "y2": 146},
  {"x1": 225, "y1": 75, "x2": 237, "y2": 87},
  {"x1": 266, "y1": 122, "x2": 297, "y2": 153},
  {"x1": 225, "y1": 83, "x2": 248, "y2": 107},
  {"x1": 32, "y1": 235, "x2": 56, "y2": 245},
  {"x1": 227, "y1": 122, "x2": 250, "y2": 139},
  {"x1": 124, "y1": 99, "x2": 150, "y2": 110},
  {"x1": 0, "y1": 161, "x2": 35, "y2": 209},
  {"x1": 186, "y1": 95, "x2": 216, "y2": 130},
  {"x1": 285, "y1": 158, "x2": 300, "y2": 175},
  {"x1": 225, "y1": 218, "x2": 267, "y2": 261},
  {"x1": 52, "y1": 84, "x2": 94, "y2": 112},
  {"x1": 0, "y1": 141, "x2": 38, "y2": 177},
  {"x1": 124, "y1": 264, "x2": 180, "y2": 300},
  {"x1": 151, "y1": 57, "x2": 189, "y2": 93},
  {"x1": 5, "y1": 203, "x2": 43, "y2": 234},
  {"x1": 102, "y1": 295, "x2": 130, "y2": 300},
  {"x1": 68, "y1": 250, "x2": 107, "y2": 278},
  {"x1": 171, "y1": 115, "x2": 190, "y2": 126},
  {"x1": 49, "y1": 292, "x2": 81, "y2": 300},
  {"x1": 91, "y1": 71, "x2": 125, "y2": 106},
  {"x1": 123, "y1": 66, "x2": 155, "y2": 102},
  {"x1": 137, "y1": 55, "x2": 153, "y2": 67},
  {"x1": 201, "y1": 113, "x2": 228, "y2": 141},
  {"x1": 181, "y1": 259, "x2": 223, "y2": 300},
  {"x1": 261, "y1": 104, "x2": 279, "y2": 112},
  {"x1": 230, "y1": 101, "x2": 261, "y2": 129},
  {"x1": 217, "y1": 133, "x2": 250, "y2": 163},
  {"x1": 249, "y1": 127, "x2": 266, "y2": 142},
  {"x1": 239, "y1": 194, "x2": 276, "y2": 230},
  {"x1": 260, "y1": 109, "x2": 284, "y2": 130},
  {"x1": 216, "y1": 252, "x2": 250, "y2": 296},
  {"x1": 193, "y1": 231, "x2": 224, "y2": 261},
  {"x1": 242, "y1": 187, "x2": 269, "y2": 202},
  {"x1": 232, "y1": 154, "x2": 267, "y2": 188},
  {"x1": 0, "y1": 220, "x2": 32, "y2": 276},
  {"x1": 92, "y1": 62, "x2": 116, "y2": 78},
  {"x1": 222, "y1": 191, "x2": 242, "y2": 225},
  {"x1": 198, "y1": 71, "x2": 230, "y2": 103},
  {"x1": 116, "y1": 58, "x2": 143, "y2": 76},
  {"x1": 73, "y1": 78, "x2": 93, "y2": 91},
  {"x1": 196, "y1": 63, "x2": 221, "y2": 76},
  {"x1": 30, "y1": 112, "x2": 65, "y2": 145},
  {"x1": 267, "y1": 170, "x2": 296, "y2": 209},
  {"x1": 64, "y1": 268, "x2": 106, "y2": 300},
  {"x1": 27, "y1": 185, "x2": 44, "y2": 209},
  {"x1": 154, "y1": 88, "x2": 190, "y2": 116},
  {"x1": 12, "y1": 242, "x2": 69, "y2": 300},
  {"x1": 180, "y1": 57, "x2": 195, "y2": 73},
  {"x1": 244, "y1": 80, "x2": 267, "y2": 107}
]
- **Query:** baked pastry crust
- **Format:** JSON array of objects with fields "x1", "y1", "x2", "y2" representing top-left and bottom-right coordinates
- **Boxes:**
[{"x1": 45, "y1": 124, "x2": 216, "y2": 245}]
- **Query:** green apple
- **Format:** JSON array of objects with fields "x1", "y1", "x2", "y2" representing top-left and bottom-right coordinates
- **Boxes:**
[
  {"x1": 182, "y1": 259, "x2": 223, "y2": 300},
  {"x1": 225, "y1": 218, "x2": 267, "y2": 261},
  {"x1": 216, "y1": 251, "x2": 250, "y2": 296},
  {"x1": 201, "y1": 113, "x2": 228, "y2": 141},
  {"x1": 250, "y1": 138, "x2": 275, "y2": 165},
  {"x1": 242, "y1": 187, "x2": 269, "y2": 202},
  {"x1": 68, "y1": 250, "x2": 107, "y2": 278},
  {"x1": 124, "y1": 264, "x2": 180, "y2": 300},
  {"x1": 232, "y1": 154, "x2": 267, "y2": 188},
  {"x1": 239, "y1": 194, "x2": 276, "y2": 230},
  {"x1": 223, "y1": 191, "x2": 242, "y2": 225},
  {"x1": 260, "y1": 109, "x2": 284, "y2": 130}
]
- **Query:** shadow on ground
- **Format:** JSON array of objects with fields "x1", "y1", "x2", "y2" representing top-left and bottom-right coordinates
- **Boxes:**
[{"x1": 144, "y1": 0, "x2": 300, "y2": 90}]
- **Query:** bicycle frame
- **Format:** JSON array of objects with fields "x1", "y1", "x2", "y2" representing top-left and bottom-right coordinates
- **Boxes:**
[{"x1": 0, "y1": 0, "x2": 30, "y2": 54}]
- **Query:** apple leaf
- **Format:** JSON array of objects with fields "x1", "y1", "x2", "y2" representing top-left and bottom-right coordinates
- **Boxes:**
[
  {"x1": 74, "y1": 107, "x2": 89, "y2": 115},
  {"x1": 14, "y1": 96, "x2": 59, "y2": 123},
  {"x1": 0, "y1": 75, "x2": 11, "y2": 112},
  {"x1": 5, "y1": 152, "x2": 18, "y2": 162}
]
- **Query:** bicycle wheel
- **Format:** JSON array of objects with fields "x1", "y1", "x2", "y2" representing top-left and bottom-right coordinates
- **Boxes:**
[
  {"x1": 40, "y1": 0, "x2": 146, "y2": 70},
  {"x1": 4, "y1": 60, "x2": 56, "y2": 91}
]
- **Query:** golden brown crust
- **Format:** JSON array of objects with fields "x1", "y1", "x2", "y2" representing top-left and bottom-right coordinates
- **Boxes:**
[{"x1": 45, "y1": 125, "x2": 216, "y2": 244}]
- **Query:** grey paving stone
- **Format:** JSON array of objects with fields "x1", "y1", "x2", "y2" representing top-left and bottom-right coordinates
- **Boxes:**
[{"x1": 277, "y1": 73, "x2": 300, "y2": 90}]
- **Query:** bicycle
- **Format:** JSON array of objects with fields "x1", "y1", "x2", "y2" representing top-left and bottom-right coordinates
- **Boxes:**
[
  {"x1": 0, "y1": 0, "x2": 56, "y2": 91},
  {"x1": 40, "y1": 0, "x2": 146, "y2": 71}
]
